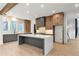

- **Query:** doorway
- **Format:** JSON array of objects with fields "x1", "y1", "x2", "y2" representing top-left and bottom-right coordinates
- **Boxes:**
[{"x1": 75, "y1": 18, "x2": 78, "y2": 38}]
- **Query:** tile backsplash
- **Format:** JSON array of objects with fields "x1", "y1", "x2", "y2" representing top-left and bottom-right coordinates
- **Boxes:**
[{"x1": 36, "y1": 27, "x2": 53, "y2": 34}]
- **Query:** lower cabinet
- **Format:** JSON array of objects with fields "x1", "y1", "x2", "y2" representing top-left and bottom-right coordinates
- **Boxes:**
[
  {"x1": 19, "y1": 36, "x2": 44, "y2": 49},
  {"x1": 3, "y1": 34, "x2": 17, "y2": 43},
  {"x1": 24, "y1": 37, "x2": 44, "y2": 49}
]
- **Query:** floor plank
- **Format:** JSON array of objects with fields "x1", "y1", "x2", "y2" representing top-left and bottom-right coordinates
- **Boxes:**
[{"x1": 0, "y1": 38, "x2": 79, "y2": 56}]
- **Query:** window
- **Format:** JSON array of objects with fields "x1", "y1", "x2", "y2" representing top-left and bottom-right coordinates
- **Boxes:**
[
  {"x1": 11, "y1": 21, "x2": 16, "y2": 33},
  {"x1": 3, "y1": 21, "x2": 8, "y2": 31},
  {"x1": 18, "y1": 23, "x2": 24, "y2": 33}
]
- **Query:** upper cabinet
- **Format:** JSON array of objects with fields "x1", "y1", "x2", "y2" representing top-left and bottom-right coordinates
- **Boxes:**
[
  {"x1": 45, "y1": 12, "x2": 64, "y2": 30},
  {"x1": 46, "y1": 16, "x2": 52, "y2": 29},
  {"x1": 36, "y1": 12, "x2": 64, "y2": 30},
  {"x1": 36, "y1": 17, "x2": 45, "y2": 30},
  {"x1": 51, "y1": 12, "x2": 64, "y2": 25}
]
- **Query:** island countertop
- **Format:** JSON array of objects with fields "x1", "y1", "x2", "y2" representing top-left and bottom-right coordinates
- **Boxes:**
[{"x1": 18, "y1": 34, "x2": 53, "y2": 39}]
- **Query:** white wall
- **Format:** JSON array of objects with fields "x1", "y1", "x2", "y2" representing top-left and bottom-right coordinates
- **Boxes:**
[
  {"x1": 66, "y1": 12, "x2": 79, "y2": 39},
  {"x1": 0, "y1": 15, "x2": 3, "y2": 44},
  {"x1": 77, "y1": 18, "x2": 79, "y2": 36},
  {"x1": 64, "y1": 13, "x2": 68, "y2": 44},
  {"x1": 31, "y1": 18, "x2": 35, "y2": 34}
]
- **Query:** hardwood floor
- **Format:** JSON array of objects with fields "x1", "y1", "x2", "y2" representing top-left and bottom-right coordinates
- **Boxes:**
[{"x1": 0, "y1": 38, "x2": 79, "y2": 56}]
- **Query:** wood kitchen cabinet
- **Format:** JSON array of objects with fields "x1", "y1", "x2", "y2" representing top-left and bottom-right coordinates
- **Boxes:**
[
  {"x1": 36, "y1": 12, "x2": 64, "y2": 30},
  {"x1": 45, "y1": 12, "x2": 64, "y2": 29},
  {"x1": 46, "y1": 16, "x2": 52, "y2": 29},
  {"x1": 24, "y1": 20, "x2": 31, "y2": 32},
  {"x1": 51, "y1": 15, "x2": 58, "y2": 25},
  {"x1": 51, "y1": 12, "x2": 64, "y2": 25},
  {"x1": 58, "y1": 13, "x2": 64, "y2": 25}
]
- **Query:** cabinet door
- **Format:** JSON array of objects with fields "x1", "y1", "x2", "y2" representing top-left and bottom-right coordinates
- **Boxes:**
[
  {"x1": 51, "y1": 15, "x2": 58, "y2": 25},
  {"x1": 57, "y1": 14, "x2": 64, "y2": 25},
  {"x1": 46, "y1": 16, "x2": 52, "y2": 29},
  {"x1": 3, "y1": 35, "x2": 9, "y2": 43},
  {"x1": 52, "y1": 13, "x2": 64, "y2": 25},
  {"x1": 24, "y1": 20, "x2": 31, "y2": 32}
]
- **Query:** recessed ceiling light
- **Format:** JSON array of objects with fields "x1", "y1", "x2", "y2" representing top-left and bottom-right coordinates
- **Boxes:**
[
  {"x1": 40, "y1": 4, "x2": 44, "y2": 8},
  {"x1": 12, "y1": 18, "x2": 17, "y2": 21},
  {"x1": 26, "y1": 3, "x2": 30, "y2": 6},
  {"x1": 52, "y1": 10, "x2": 55, "y2": 13},
  {"x1": 77, "y1": 13, "x2": 79, "y2": 16},
  {"x1": 35, "y1": 15, "x2": 37, "y2": 18},
  {"x1": 26, "y1": 10, "x2": 30, "y2": 14},
  {"x1": 77, "y1": 18, "x2": 79, "y2": 21},
  {"x1": 75, "y1": 4, "x2": 79, "y2": 7}
]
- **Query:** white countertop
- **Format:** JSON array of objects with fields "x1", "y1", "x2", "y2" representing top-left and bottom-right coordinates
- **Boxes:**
[{"x1": 19, "y1": 34, "x2": 53, "y2": 39}]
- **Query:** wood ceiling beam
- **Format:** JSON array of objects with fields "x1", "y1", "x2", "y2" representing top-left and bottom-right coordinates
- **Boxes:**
[{"x1": 0, "y1": 3, "x2": 17, "y2": 15}]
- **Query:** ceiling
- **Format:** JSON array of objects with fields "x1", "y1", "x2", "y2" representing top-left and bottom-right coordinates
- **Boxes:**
[
  {"x1": 0, "y1": 3, "x2": 7, "y2": 11},
  {"x1": 4, "y1": 3, "x2": 79, "y2": 20}
]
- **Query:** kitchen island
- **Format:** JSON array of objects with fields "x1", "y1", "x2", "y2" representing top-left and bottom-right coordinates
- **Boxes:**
[{"x1": 17, "y1": 34, "x2": 53, "y2": 55}]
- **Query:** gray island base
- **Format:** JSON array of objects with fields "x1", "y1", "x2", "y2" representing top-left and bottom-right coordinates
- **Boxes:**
[{"x1": 18, "y1": 34, "x2": 53, "y2": 55}]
